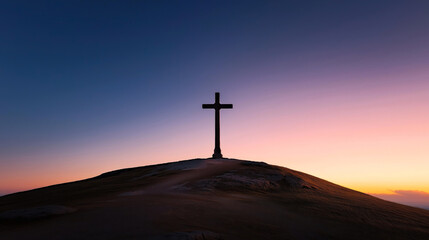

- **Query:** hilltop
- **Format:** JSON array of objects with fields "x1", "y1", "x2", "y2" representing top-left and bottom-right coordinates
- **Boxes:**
[{"x1": 1, "y1": 158, "x2": 429, "y2": 239}]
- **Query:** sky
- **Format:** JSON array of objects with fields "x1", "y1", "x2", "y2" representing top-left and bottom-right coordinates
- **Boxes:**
[{"x1": 1, "y1": 1, "x2": 428, "y2": 209}]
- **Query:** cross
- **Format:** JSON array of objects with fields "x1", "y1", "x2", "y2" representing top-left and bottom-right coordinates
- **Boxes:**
[{"x1": 202, "y1": 92, "x2": 233, "y2": 158}]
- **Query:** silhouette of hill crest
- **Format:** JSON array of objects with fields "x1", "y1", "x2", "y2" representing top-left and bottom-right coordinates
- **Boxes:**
[{"x1": 1, "y1": 158, "x2": 429, "y2": 240}]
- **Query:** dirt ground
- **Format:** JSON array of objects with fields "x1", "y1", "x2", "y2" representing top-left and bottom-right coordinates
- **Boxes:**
[{"x1": 1, "y1": 159, "x2": 429, "y2": 239}]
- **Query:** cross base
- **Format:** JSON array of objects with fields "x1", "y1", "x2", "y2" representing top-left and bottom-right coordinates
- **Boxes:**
[{"x1": 212, "y1": 153, "x2": 223, "y2": 159}]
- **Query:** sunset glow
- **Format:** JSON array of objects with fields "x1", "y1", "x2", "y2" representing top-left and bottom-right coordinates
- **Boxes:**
[{"x1": 1, "y1": 1, "x2": 428, "y2": 209}]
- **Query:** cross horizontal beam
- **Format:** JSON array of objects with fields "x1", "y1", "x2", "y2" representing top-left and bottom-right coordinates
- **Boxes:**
[{"x1": 202, "y1": 104, "x2": 233, "y2": 109}]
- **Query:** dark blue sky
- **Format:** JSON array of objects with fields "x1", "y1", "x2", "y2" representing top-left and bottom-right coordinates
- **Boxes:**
[{"x1": 2, "y1": 0, "x2": 428, "y2": 156}]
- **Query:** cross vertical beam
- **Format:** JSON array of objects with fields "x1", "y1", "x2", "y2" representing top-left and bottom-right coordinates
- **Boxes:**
[
  {"x1": 202, "y1": 92, "x2": 233, "y2": 158},
  {"x1": 214, "y1": 93, "x2": 220, "y2": 157}
]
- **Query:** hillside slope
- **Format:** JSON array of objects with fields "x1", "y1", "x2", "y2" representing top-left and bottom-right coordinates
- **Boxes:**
[{"x1": 1, "y1": 158, "x2": 429, "y2": 239}]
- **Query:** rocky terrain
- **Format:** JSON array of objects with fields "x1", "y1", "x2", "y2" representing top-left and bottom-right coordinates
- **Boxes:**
[{"x1": 1, "y1": 158, "x2": 429, "y2": 239}]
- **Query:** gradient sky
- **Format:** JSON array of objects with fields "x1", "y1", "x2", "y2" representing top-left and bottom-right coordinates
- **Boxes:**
[{"x1": 1, "y1": 1, "x2": 428, "y2": 208}]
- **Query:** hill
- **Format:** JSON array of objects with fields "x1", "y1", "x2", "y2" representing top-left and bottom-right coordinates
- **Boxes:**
[{"x1": 1, "y1": 158, "x2": 429, "y2": 239}]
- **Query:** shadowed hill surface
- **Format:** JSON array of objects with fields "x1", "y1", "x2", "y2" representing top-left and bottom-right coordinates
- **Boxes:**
[{"x1": 1, "y1": 158, "x2": 429, "y2": 240}]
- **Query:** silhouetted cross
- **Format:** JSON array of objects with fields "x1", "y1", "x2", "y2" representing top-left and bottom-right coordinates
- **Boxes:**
[{"x1": 202, "y1": 92, "x2": 233, "y2": 158}]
